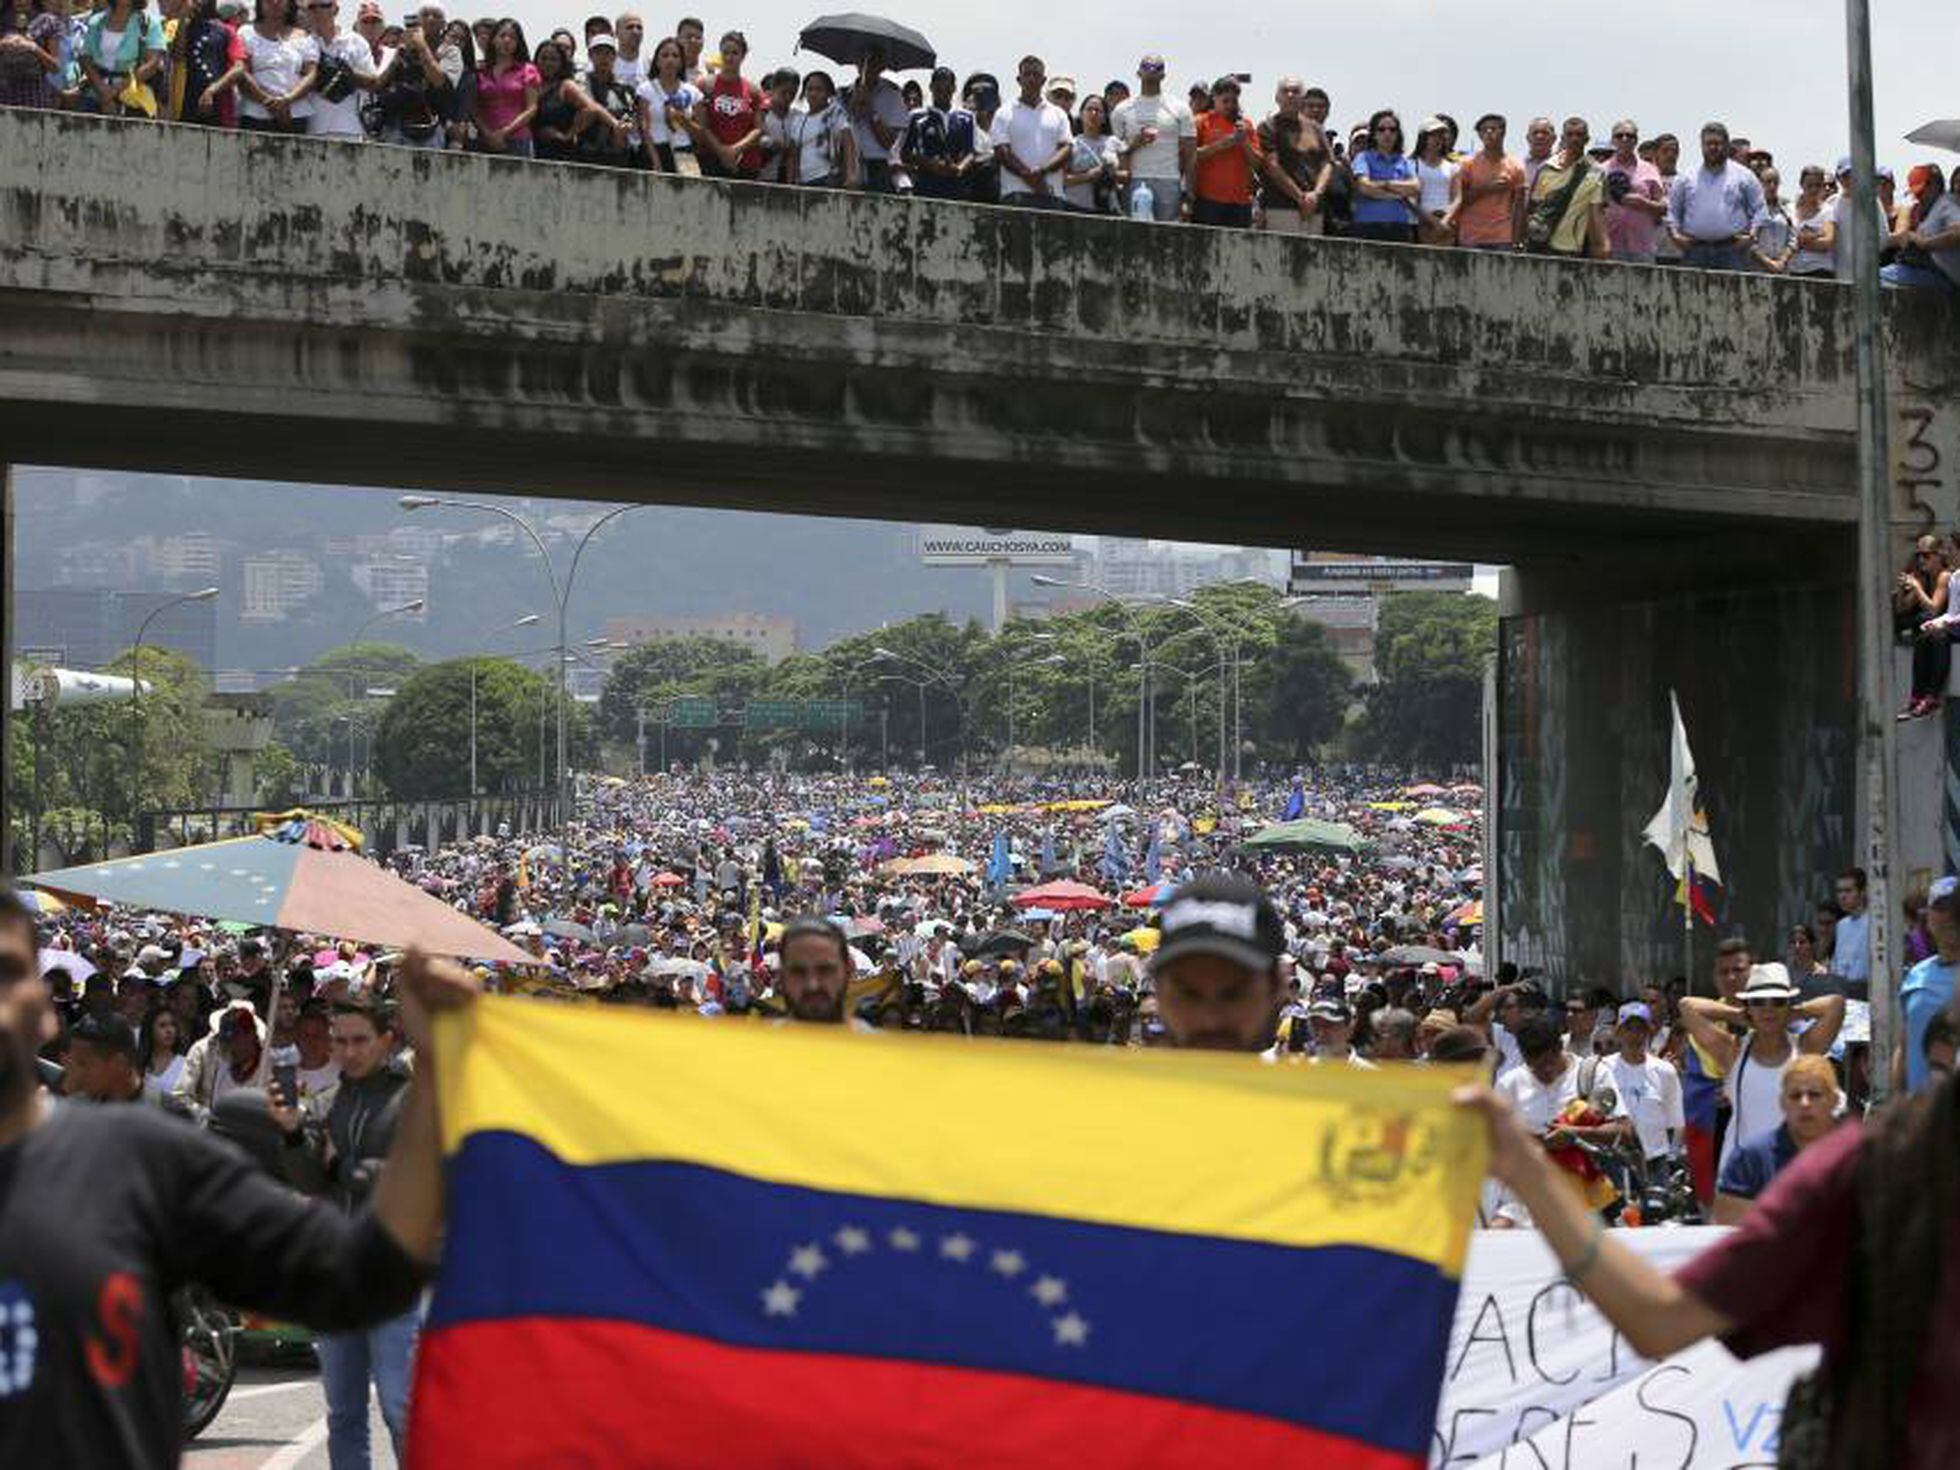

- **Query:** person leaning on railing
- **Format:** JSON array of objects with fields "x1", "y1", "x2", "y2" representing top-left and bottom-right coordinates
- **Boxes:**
[{"x1": 1458, "y1": 987, "x2": 1960, "y2": 1470}]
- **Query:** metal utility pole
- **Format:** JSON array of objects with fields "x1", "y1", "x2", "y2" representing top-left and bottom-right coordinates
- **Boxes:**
[
  {"x1": 1844, "y1": 0, "x2": 1901, "y2": 1103},
  {"x1": 128, "y1": 586, "x2": 218, "y2": 851}
]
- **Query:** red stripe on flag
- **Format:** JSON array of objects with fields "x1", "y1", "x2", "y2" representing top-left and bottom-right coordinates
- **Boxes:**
[{"x1": 409, "y1": 1316, "x2": 1422, "y2": 1470}]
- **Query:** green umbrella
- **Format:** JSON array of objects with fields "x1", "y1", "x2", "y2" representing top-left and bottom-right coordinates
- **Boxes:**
[{"x1": 1241, "y1": 818, "x2": 1367, "y2": 855}]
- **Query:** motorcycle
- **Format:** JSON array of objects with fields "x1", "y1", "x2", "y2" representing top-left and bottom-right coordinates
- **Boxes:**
[{"x1": 177, "y1": 1285, "x2": 238, "y2": 1440}]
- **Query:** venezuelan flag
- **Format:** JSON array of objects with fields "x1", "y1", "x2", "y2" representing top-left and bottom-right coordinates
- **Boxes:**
[{"x1": 412, "y1": 999, "x2": 1485, "y2": 1468}]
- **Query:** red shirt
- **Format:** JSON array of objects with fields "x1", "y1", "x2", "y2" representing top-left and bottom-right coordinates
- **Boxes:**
[
  {"x1": 703, "y1": 73, "x2": 764, "y2": 176},
  {"x1": 1674, "y1": 1120, "x2": 1960, "y2": 1468},
  {"x1": 1192, "y1": 110, "x2": 1263, "y2": 206}
]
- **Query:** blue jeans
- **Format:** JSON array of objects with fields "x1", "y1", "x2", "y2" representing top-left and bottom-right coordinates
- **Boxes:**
[
  {"x1": 1881, "y1": 262, "x2": 1957, "y2": 291},
  {"x1": 317, "y1": 1306, "x2": 418, "y2": 1470},
  {"x1": 1683, "y1": 240, "x2": 1750, "y2": 272}
]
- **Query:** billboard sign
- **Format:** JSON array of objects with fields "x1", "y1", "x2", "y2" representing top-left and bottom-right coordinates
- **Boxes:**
[
  {"x1": 1288, "y1": 554, "x2": 1473, "y2": 592},
  {"x1": 918, "y1": 526, "x2": 1076, "y2": 567}
]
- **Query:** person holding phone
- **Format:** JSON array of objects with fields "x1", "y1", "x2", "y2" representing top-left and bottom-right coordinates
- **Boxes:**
[{"x1": 268, "y1": 995, "x2": 416, "y2": 1470}]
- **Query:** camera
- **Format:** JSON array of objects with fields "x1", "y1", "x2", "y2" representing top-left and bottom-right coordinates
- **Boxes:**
[{"x1": 315, "y1": 49, "x2": 357, "y2": 104}]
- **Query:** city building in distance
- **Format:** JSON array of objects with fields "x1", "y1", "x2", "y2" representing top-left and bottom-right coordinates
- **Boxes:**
[
  {"x1": 606, "y1": 613, "x2": 800, "y2": 665},
  {"x1": 1286, "y1": 553, "x2": 1475, "y2": 682}
]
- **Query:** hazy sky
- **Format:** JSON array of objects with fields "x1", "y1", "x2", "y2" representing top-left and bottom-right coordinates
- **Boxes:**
[{"x1": 494, "y1": 0, "x2": 1952, "y2": 177}]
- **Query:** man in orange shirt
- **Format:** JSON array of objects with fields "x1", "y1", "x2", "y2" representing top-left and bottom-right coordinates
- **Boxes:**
[
  {"x1": 1190, "y1": 74, "x2": 1262, "y2": 228},
  {"x1": 1452, "y1": 112, "x2": 1525, "y2": 251}
]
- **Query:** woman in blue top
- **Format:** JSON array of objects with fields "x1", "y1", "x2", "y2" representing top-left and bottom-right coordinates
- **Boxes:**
[
  {"x1": 77, "y1": 0, "x2": 164, "y2": 115},
  {"x1": 1348, "y1": 110, "x2": 1420, "y2": 244}
]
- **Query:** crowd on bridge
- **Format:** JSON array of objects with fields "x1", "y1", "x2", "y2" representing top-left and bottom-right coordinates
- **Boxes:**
[{"x1": 4, "y1": 0, "x2": 1958, "y2": 286}]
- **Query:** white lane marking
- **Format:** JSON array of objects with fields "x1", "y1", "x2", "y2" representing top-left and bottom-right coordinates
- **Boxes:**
[
  {"x1": 226, "y1": 1381, "x2": 315, "y2": 1402},
  {"x1": 257, "y1": 1414, "x2": 329, "y2": 1470}
]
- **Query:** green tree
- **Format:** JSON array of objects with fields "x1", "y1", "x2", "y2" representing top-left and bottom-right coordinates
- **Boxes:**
[
  {"x1": 373, "y1": 658, "x2": 552, "y2": 798},
  {"x1": 253, "y1": 741, "x2": 304, "y2": 806},
  {"x1": 597, "y1": 637, "x2": 766, "y2": 745},
  {"x1": 1357, "y1": 591, "x2": 1498, "y2": 769},
  {"x1": 268, "y1": 641, "x2": 421, "y2": 771}
]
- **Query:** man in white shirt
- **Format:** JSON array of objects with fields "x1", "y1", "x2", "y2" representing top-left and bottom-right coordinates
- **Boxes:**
[
  {"x1": 1601, "y1": 1002, "x2": 1683, "y2": 1167},
  {"x1": 990, "y1": 54, "x2": 1072, "y2": 209},
  {"x1": 304, "y1": 0, "x2": 380, "y2": 141},
  {"x1": 1110, "y1": 52, "x2": 1194, "y2": 221}
]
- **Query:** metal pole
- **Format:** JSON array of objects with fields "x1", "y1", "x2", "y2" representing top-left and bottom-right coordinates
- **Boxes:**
[
  {"x1": 1845, "y1": 0, "x2": 1900, "y2": 1103},
  {"x1": 469, "y1": 658, "x2": 478, "y2": 796},
  {"x1": 1135, "y1": 643, "x2": 1148, "y2": 786},
  {"x1": 1233, "y1": 642, "x2": 1244, "y2": 782}
]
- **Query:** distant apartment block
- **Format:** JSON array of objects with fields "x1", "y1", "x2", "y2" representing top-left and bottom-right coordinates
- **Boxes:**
[
  {"x1": 136, "y1": 531, "x2": 226, "y2": 582},
  {"x1": 14, "y1": 589, "x2": 219, "y2": 671},
  {"x1": 241, "y1": 551, "x2": 326, "y2": 622},
  {"x1": 350, "y1": 556, "x2": 430, "y2": 616},
  {"x1": 607, "y1": 613, "x2": 799, "y2": 665}
]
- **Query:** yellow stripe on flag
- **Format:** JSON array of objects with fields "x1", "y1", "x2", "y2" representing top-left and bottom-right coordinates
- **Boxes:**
[{"x1": 435, "y1": 998, "x2": 1486, "y2": 1276}]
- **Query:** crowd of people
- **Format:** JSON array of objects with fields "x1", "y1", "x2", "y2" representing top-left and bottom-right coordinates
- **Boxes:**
[
  {"x1": 12, "y1": 758, "x2": 1960, "y2": 1466},
  {"x1": 3, "y1": 1, "x2": 1957, "y2": 284}
]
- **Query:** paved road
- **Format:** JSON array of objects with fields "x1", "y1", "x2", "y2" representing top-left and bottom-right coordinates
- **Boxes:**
[{"x1": 185, "y1": 1362, "x2": 397, "y2": 1470}]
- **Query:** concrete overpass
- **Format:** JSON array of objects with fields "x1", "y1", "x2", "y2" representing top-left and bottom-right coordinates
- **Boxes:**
[{"x1": 5, "y1": 109, "x2": 1959, "y2": 984}]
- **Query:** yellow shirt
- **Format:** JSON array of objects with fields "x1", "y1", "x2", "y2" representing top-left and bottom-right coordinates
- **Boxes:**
[{"x1": 1529, "y1": 156, "x2": 1604, "y2": 256}]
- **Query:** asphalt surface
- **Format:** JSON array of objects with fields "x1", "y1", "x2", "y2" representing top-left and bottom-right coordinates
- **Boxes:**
[{"x1": 184, "y1": 1362, "x2": 397, "y2": 1470}]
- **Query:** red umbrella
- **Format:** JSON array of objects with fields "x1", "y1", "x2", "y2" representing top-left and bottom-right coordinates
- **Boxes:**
[
  {"x1": 1012, "y1": 880, "x2": 1113, "y2": 912},
  {"x1": 1121, "y1": 882, "x2": 1170, "y2": 908},
  {"x1": 650, "y1": 872, "x2": 688, "y2": 888}
]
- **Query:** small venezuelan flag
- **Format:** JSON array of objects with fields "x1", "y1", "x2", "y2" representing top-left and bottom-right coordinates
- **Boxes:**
[{"x1": 413, "y1": 1000, "x2": 1486, "y2": 1469}]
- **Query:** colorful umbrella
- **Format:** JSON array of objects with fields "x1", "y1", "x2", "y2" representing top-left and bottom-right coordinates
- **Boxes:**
[
  {"x1": 1414, "y1": 808, "x2": 1463, "y2": 826},
  {"x1": 881, "y1": 854, "x2": 973, "y2": 876},
  {"x1": 1449, "y1": 899, "x2": 1483, "y2": 927},
  {"x1": 23, "y1": 816, "x2": 530, "y2": 965},
  {"x1": 649, "y1": 872, "x2": 688, "y2": 888},
  {"x1": 1121, "y1": 926, "x2": 1162, "y2": 954},
  {"x1": 1011, "y1": 879, "x2": 1113, "y2": 911},
  {"x1": 1121, "y1": 882, "x2": 1173, "y2": 908}
]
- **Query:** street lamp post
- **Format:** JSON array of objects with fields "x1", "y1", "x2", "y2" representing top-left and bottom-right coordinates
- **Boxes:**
[
  {"x1": 401, "y1": 496, "x2": 642, "y2": 826},
  {"x1": 128, "y1": 586, "x2": 218, "y2": 851},
  {"x1": 873, "y1": 649, "x2": 967, "y2": 773}
]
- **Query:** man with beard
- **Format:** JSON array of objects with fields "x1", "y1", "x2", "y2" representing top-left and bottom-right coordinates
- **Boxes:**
[
  {"x1": 1147, "y1": 872, "x2": 1290, "y2": 1052},
  {"x1": 0, "y1": 888, "x2": 464, "y2": 1470},
  {"x1": 776, "y1": 916, "x2": 854, "y2": 1024}
]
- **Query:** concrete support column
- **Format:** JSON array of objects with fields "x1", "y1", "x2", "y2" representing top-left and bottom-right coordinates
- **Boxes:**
[{"x1": 1, "y1": 465, "x2": 13, "y2": 876}]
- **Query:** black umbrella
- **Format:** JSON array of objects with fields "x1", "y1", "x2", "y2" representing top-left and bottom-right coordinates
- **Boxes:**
[
  {"x1": 615, "y1": 923, "x2": 652, "y2": 946},
  {"x1": 1380, "y1": 944, "x2": 1460, "y2": 969},
  {"x1": 974, "y1": 929, "x2": 1035, "y2": 957},
  {"x1": 797, "y1": 12, "x2": 934, "y2": 71}
]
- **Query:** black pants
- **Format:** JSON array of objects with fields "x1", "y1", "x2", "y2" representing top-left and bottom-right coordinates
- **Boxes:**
[
  {"x1": 1191, "y1": 198, "x2": 1252, "y2": 229},
  {"x1": 1350, "y1": 221, "x2": 1415, "y2": 244},
  {"x1": 1912, "y1": 630, "x2": 1952, "y2": 702},
  {"x1": 240, "y1": 114, "x2": 308, "y2": 136}
]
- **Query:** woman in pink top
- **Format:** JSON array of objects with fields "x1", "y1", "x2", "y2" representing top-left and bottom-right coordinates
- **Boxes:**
[{"x1": 474, "y1": 16, "x2": 538, "y2": 157}]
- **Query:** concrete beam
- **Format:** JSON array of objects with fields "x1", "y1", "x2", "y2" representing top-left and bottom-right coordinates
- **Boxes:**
[{"x1": 5, "y1": 113, "x2": 1954, "y2": 566}]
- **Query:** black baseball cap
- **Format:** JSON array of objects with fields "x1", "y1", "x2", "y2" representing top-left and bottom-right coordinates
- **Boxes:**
[{"x1": 1150, "y1": 872, "x2": 1285, "y2": 976}]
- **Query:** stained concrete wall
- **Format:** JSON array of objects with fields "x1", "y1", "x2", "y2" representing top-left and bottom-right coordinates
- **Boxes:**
[{"x1": 3, "y1": 110, "x2": 1956, "y2": 567}]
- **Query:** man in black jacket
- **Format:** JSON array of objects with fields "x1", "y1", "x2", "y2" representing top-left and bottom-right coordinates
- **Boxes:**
[
  {"x1": 0, "y1": 886, "x2": 463, "y2": 1470},
  {"x1": 270, "y1": 994, "x2": 415, "y2": 1469}
]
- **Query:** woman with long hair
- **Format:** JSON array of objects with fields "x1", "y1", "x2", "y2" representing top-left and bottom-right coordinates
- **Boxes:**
[
  {"x1": 438, "y1": 16, "x2": 474, "y2": 149},
  {"x1": 527, "y1": 35, "x2": 578, "y2": 161},
  {"x1": 473, "y1": 15, "x2": 536, "y2": 156},
  {"x1": 693, "y1": 26, "x2": 763, "y2": 180},
  {"x1": 1062, "y1": 92, "x2": 1119, "y2": 214},
  {"x1": 77, "y1": 0, "x2": 166, "y2": 115},
  {"x1": 139, "y1": 1004, "x2": 188, "y2": 1100},
  {"x1": 227, "y1": 0, "x2": 317, "y2": 133},
  {"x1": 634, "y1": 34, "x2": 702, "y2": 174},
  {"x1": 0, "y1": 0, "x2": 64, "y2": 110},
  {"x1": 1789, "y1": 165, "x2": 1837, "y2": 278},
  {"x1": 1411, "y1": 116, "x2": 1458, "y2": 245},
  {"x1": 1899, "y1": 532, "x2": 1952, "y2": 719}
]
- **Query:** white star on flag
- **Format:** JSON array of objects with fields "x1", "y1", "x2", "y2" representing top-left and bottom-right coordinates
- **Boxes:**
[
  {"x1": 833, "y1": 1226, "x2": 872, "y2": 1255},
  {"x1": 761, "y1": 1280, "x2": 801, "y2": 1317},
  {"x1": 939, "y1": 1233, "x2": 976, "y2": 1262},
  {"x1": 1030, "y1": 1275, "x2": 1068, "y2": 1307},
  {"x1": 1052, "y1": 1312, "x2": 1090, "y2": 1347},
  {"x1": 788, "y1": 1244, "x2": 829, "y2": 1280},
  {"x1": 989, "y1": 1250, "x2": 1026, "y2": 1278},
  {"x1": 888, "y1": 1227, "x2": 920, "y2": 1252}
]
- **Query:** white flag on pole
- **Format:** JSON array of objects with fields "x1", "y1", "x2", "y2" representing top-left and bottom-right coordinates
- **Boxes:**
[{"x1": 1642, "y1": 690, "x2": 1721, "y2": 884}]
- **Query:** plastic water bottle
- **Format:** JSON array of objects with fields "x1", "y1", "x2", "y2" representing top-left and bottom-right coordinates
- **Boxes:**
[{"x1": 1130, "y1": 179, "x2": 1155, "y2": 222}]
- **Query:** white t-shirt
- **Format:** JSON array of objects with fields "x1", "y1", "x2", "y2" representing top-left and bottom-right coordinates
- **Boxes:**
[
  {"x1": 142, "y1": 1054, "x2": 185, "y2": 1101},
  {"x1": 1415, "y1": 156, "x2": 1457, "y2": 216},
  {"x1": 306, "y1": 31, "x2": 376, "y2": 140},
  {"x1": 841, "y1": 75, "x2": 906, "y2": 162},
  {"x1": 1064, "y1": 132, "x2": 1118, "y2": 210},
  {"x1": 238, "y1": 26, "x2": 319, "y2": 119},
  {"x1": 634, "y1": 75, "x2": 699, "y2": 148},
  {"x1": 1110, "y1": 92, "x2": 1193, "y2": 181},
  {"x1": 787, "y1": 99, "x2": 850, "y2": 182},
  {"x1": 1831, "y1": 191, "x2": 1891, "y2": 280},
  {"x1": 1603, "y1": 1053, "x2": 1684, "y2": 1159},
  {"x1": 990, "y1": 98, "x2": 1071, "y2": 199},
  {"x1": 1494, "y1": 1054, "x2": 1581, "y2": 1133}
]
